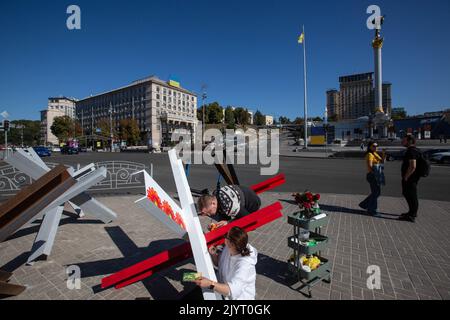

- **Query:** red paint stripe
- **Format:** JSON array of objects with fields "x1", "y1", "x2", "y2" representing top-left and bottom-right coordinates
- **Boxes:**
[
  {"x1": 115, "y1": 250, "x2": 193, "y2": 289},
  {"x1": 101, "y1": 242, "x2": 191, "y2": 289},
  {"x1": 101, "y1": 202, "x2": 284, "y2": 289},
  {"x1": 250, "y1": 174, "x2": 286, "y2": 194}
]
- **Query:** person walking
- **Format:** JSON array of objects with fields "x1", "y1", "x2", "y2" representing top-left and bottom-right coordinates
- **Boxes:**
[
  {"x1": 359, "y1": 142, "x2": 386, "y2": 217},
  {"x1": 399, "y1": 135, "x2": 422, "y2": 223}
]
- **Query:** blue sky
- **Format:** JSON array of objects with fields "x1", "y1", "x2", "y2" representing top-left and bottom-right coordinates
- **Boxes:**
[{"x1": 1, "y1": 0, "x2": 450, "y2": 121}]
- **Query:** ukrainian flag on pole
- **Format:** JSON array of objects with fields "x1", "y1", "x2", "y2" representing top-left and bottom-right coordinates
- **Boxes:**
[{"x1": 298, "y1": 32, "x2": 305, "y2": 44}]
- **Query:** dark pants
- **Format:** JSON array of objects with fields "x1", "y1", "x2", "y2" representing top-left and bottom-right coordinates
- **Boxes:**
[
  {"x1": 402, "y1": 179, "x2": 419, "y2": 218},
  {"x1": 360, "y1": 172, "x2": 381, "y2": 214}
]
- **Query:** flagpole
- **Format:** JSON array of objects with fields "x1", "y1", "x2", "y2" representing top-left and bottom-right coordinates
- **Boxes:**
[{"x1": 302, "y1": 25, "x2": 308, "y2": 149}]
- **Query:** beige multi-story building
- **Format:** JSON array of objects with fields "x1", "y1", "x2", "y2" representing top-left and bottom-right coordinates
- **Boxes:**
[
  {"x1": 40, "y1": 97, "x2": 77, "y2": 145},
  {"x1": 75, "y1": 76, "x2": 197, "y2": 149},
  {"x1": 326, "y1": 73, "x2": 392, "y2": 121},
  {"x1": 264, "y1": 115, "x2": 274, "y2": 126}
]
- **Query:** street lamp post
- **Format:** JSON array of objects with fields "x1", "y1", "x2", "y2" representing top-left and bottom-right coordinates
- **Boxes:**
[
  {"x1": 109, "y1": 103, "x2": 114, "y2": 152},
  {"x1": 1, "y1": 111, "x2": 10, "y2": 159},
  {"x1": 201, "y1": 85, "x2": 207, "y2": 141},
  {"x1": 91, "y1": 106, "x2": 94, "y2": 150},
  {"x1": 202, "y1": 94, "x2": 207, "y2": 128}
]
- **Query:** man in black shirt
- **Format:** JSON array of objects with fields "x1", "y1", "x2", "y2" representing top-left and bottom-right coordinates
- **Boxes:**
[
  {"x1": 399, "y1": 135, "x2": 421, "y2": 223},
  {"x1": 197, "y1": 185, "x2": 261, "y2": 227}
]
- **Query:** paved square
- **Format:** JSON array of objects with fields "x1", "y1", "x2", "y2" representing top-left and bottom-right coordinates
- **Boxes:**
[{"x1": 1, "y1": 192, "x2": 450, "y2": 300}]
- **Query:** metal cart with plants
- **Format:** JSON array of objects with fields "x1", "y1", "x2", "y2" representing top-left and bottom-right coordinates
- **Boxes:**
[{"x1": 287, "y1": 192, "x2": 331, "y2": 298}]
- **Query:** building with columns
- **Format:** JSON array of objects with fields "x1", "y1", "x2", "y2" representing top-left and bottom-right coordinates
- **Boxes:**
[{"x1": 75, "y1": 76, "x2": 197, "y2": 150}]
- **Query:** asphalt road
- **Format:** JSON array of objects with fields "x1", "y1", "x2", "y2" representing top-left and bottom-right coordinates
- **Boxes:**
[{"x1": 11, "y1": 151, "x2": 449, "y2": 202}]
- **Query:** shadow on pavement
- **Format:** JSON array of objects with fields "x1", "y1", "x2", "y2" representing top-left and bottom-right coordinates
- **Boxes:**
[
  {"x1": 5, "y1": 211, "x2": 104, "y2": 241},
  {"x1": 279, "y1": 199, "x2": 400, "y2": 220},
  {"x1": 256, "y1": 253, "x2": 297, "y2": 287},
  {"x1": 76, "y1": 226, "x2": 196, "y2": 300},
  {"x1": 319, "y1": 204, "x2": 400, "y2": 220},
  {"x1": 0, "y1": 252, "x2": 30, "y2": 273}
]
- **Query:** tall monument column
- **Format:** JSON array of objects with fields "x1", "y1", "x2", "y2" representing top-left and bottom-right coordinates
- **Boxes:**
[
  {"x1": 370, "y1": 13, "x2": 390, "y2": 139},
  {"x1": 373, "y1": 30, "x2": 384, "y2": 114}
]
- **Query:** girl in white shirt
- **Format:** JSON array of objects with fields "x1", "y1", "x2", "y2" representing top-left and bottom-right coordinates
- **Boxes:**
[{"x1": 194, "y1": 227, "x2": 258, "y2": 300}]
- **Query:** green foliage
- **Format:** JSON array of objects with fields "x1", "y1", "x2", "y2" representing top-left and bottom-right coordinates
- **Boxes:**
[
  {"x1": 119, "y1": 119, "x2": 140, "y2": 146},
  {"x1": 293, "y1": 117, "x2": 304, "y2": 125},
  {"x1": 97, "y1": 118, "x2": 114, "y2": 138},
  {"x1": 206, "y1": 102, "x2": 224, "y2": 124},
  {"x1": 0, "y1": 120, "x2": 41, "y2": 146},
  {"x1": 224, "y1": 106, "x2": 236, "y2": 129},
  {"x1": 254, "y1": 110, "x2": 265, "y2": 126},
  {"x1": 279, "y1": 116, "x2": 291, "y2": 125},
  {"x1": 391, "y1": 110, "x2": 407, "y2": 120},
  {"x1": 197, "y1": 102, "x2": 224, "y2": 124},
  {"x1": 234, "y1": 108, "x2": 250, "y2": 126},
  {"x1": 197, "y1": 106, "x2": 207, "y2": 123},
  {"x1": 51, "y1": 116, "x2": 76, "y2": 143}
]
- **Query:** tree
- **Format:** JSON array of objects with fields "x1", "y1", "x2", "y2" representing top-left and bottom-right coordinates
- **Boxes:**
[
  {"x1": 234, "y1": 108, "x2": 250, "y2": 126},
  {"x1": 312, "y1": 116, "x2": 323, "y2": 122},
  {"x1": 391, "y1": 110, "x2": 407, "y2": 120},
  {"x1": 1, "y1": 120, "x2": 41, "y2": 147},
  {"x1": 197, "y1": 106, "x2": 207, "y2": 124},
  {"x1": 97, "y1": 118, "x2": 113, "y2": 138},
  {"x1": 206, "y1": 102, "x2": 224, "y2": 124},
  {"x1": 254, "y1": 110, "x2": 265, "y2": 126},
  {"x1": 119, "y1": 119, "x2": 140, "y2": 146},
  {"x1": 293, "y1": 117, "x2": 304, "y2": 125},
  {"x1": 279, "y1": 116, "x2": 291, "y2": 125},
  {"x1": 224, "y1": 106, "x2": 236, "y2": 129},
  {"x1": 51, "y1": 116, "x2": 75, "y2": 143}
]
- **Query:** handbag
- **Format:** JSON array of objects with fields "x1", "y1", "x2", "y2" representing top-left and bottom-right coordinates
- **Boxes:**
[{"x1": 373, "y1": 164, "x2": 386, "y2": 186}]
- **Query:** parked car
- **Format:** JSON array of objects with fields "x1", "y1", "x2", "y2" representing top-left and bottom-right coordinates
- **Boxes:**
[
  {"x1": 77, "y1": 146, "x2": 88, "y2": 153},
  {"x1": 51, "y1": 146, "x2": 61, "y2": 152},
  {"x1": 0, "y1": 145, "x2": 13, "y2": 151},
  {"x1": 386, "y1": 150, "x2": 405, "y2": 161},
  {"x1": 32, "y1": 146, "x2": 52, "y2": 157},
  {"x1": 430, "y1": 152, "x2": 450, "y2": 164},
  {"x1": 422, "y1": 149, "x2": 450, "y2": 160},
  {"x1": 61, "y1": 146, "x2": 79, "y2": 155}
]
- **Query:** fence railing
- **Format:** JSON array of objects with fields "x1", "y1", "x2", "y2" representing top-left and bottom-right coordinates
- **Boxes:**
[{"x1": 0, "y1": 161, "x2": 148, "y2": 197}]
